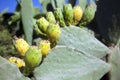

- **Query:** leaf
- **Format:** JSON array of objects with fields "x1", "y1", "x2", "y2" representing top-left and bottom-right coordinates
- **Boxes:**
[
  {"x1": 21, "y1": 0, "x2": 34, "y2": 45},
  {"x1": 58, "y1": 26, "x2": 110, "y2": 58},
  {"x1": 34, "y1": 47, "x2": 110, "y2": 80},
  {"x1": 108, "y1": 45, "x2": 120, "y2": 80},
  {"x1": 0, "y1": 56, "x2": 30, "y2": 80}
]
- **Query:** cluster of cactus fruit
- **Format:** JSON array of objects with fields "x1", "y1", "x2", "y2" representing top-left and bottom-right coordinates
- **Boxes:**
[
  {"x1": 34, "y1": 3, "x2": 95, "y2": 47},
  {"x1": 8, "y1": 3, "x2": 96, "y2": 76},
  {"x1": 34, "y1": 3, "x2": 95, "y2": 35},
  {"x1": 8, "y1": 38, "x2": 50, "y2": 76}
]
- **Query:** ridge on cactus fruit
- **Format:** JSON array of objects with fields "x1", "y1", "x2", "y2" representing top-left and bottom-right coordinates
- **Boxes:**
[
  {"x1": 39, "y1": 40, "x2": 51, "y2": 56},
  {"x1": 36, "y1": 17, "x2": 49, "y2": 33},
  {"x1": 63, "y1": 4, "x2": 73, "y2": 26},
  {"x1": 46, "y1": 11, "x2": 56, "y2": 23},
  {"x1": 24, "y1": 47, "x2": 42, "y2": 68},
  {"x1": 13, "y1": 38, "x2": 30, "y2": 56},
  {"x1": 54, "y1": 8, "x2": 66, "y2": 27}
]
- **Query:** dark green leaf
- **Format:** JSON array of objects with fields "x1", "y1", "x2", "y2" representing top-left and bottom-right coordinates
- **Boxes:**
[
  {"x1": 0, "y1": 56, "x2": 30, "y2": 80},
  {"x1": 21, "y1": 0, "x2": 34, "y2": 45},
  {"x1": 34, "y1": 47, "x2": 110, "y2": 80},
  {"x1": 58, "y1": 26, "x2": 110, "y2": 58}
]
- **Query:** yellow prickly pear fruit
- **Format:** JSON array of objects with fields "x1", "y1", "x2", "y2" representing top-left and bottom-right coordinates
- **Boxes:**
[
  {"x1": 14, "y1": 38, "x2": 30, "y2": 56},
  {"x1": 63, "y1": 4, "x2": 73, "y2": 26},
  {"x1": 46, "y1": 11, "x2": 56, "y2": 23},
  {"x1": 46, "y1": 23, "x2": 61, "y2": 43},
  {"x1": 73, "y1": 5, "x2": 83, "y2": 21},
  {"x1": 73, "y1": 5, "x2": 83, "y2": 25},
  {"x1": 8, "y1": 57, "x2": 25, "y2": 68},
  {"x1": 39, "y1": 40, "x2": 50, "y2": 56},
  {"x1": 37, "y1": 17, "x2": 49, "y2": 33},
  {"x1": 24, "y1": 47, "x2": 42, "y2": 68}
]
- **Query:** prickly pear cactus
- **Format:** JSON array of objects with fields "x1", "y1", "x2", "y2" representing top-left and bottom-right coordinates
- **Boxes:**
[
  {"x1": 63, "y1": 4, "x2": 73, "y2": 26},
  {"x1": 0, "y1": 0, "x2": 111, "y2": 80},
  {"x1": 46, "y1": 12, "x2": 56, "y2": 23},
  {"x1": 36, "y1": 17, "x2": 49, "y2": 33},
  {"x1": 54, "y1": 8, "x2": 66, "y2": 27}
]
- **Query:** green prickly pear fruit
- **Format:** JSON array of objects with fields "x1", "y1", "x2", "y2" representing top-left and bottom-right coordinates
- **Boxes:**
[
  {"x1": 79, "y1": 3, "x2": 96, "y2": 27},
  {"x1": 46, "y1": 12, "x2": 56, "y2": 23},
  {"x1": 46, "y1": 23, "x2": 61, "y2": 44},
  {"x1": 24, "y1": 47, "x2": 42, "y2": 68},
  {"x1": 36, "y1": 17, "x2": 49, "y2": 33},
  {"x1": 72, "y1": 5, "x2": 83, "y2": 25},
  {"x1": 54, "y1": 8, "x2": 66, "y2": 27},
  {"x1": 63, "y1": 4, "x2": 73, "y2": 26}
]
